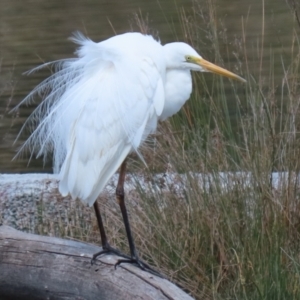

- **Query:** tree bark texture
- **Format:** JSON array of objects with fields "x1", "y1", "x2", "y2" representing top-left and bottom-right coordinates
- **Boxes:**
[{"x1": 0, "y1": 225, "x2": 194, "y2": 300}]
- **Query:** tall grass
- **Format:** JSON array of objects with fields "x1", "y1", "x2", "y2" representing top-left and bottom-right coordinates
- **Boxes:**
[
  {"x1": 29, "y1": 1, "x2": 300, "y2": 299},
  {"x1": 125, "y1": 1, "x2": 300, "y2": 299}
]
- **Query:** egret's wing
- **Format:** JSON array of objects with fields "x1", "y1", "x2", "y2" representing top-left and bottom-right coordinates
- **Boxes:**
[{"x1": 19, "y1": 33, "x2": 165, "y2": 206}]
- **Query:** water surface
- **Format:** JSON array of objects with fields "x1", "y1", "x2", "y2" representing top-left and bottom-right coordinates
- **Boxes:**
[{"x1": 0, "y1": 0, "x2": 296, "y2": 172}]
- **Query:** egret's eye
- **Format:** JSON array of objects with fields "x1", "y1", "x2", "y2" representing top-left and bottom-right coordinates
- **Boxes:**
[{"x1": 185, "y1": 55, "x2": 193, "y2": 62}]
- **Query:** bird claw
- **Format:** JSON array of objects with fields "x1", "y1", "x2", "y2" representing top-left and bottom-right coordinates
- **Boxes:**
[
  {"x1": 91, "y1": 244, "x2": 131, "y2": 265},
  {"x1": 115, "y1": 257, "x2": 164, "y2": 278},
  {"x1": 91, "y1": 245, "x2": 164, "y2": 278}
]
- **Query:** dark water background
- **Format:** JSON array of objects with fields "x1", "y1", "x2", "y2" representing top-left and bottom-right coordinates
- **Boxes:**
[{"x1": 0, "y1": 0, "x2": 297, "y2": 173}]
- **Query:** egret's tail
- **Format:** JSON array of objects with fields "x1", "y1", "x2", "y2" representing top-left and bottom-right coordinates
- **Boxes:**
[{"x1": 59, "y1": 140, "x2": 131, "y2": 207}]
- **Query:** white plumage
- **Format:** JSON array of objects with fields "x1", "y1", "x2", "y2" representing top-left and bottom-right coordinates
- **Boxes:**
[{"x1": 17, "y1": 32, "x2": 245, "y2": 206}]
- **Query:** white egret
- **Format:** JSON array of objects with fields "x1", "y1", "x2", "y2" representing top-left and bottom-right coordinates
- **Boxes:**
[{"x1": 17, "y1": 32, "x2": 245, "y2": 273}]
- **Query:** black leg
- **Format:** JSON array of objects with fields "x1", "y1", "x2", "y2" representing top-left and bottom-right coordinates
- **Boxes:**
[
  {"x1": 115, "y1": 160, "x2": 139, "y2": 259},
  {"x1": 92, "y1": 200, "x2": 130, "y2": 263},
  {"x1": 93, "y1": 201, "x2": 108, "y2": 248},
  {"x1": 114, "y1": 161, "x2": 163, "y2": 277},
  {"x1": 92, "y1": 160, "x2": 163, "y2": 278}
]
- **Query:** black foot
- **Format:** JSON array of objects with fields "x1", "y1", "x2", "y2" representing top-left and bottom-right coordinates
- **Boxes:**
[
  {"x1": 115, "y1": 257, "x2": 164, "y2": 278},
  {"x1": 91, "y1": 244, "x2": 164, "y2": 278},
  {"x1": 91, "y1": 243, "x2": 131, "y2": 265}
]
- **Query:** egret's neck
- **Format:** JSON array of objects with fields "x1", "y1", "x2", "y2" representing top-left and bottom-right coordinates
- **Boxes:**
[{"x1": 160, "y1": 69, "x2": 192, "y2": 121}]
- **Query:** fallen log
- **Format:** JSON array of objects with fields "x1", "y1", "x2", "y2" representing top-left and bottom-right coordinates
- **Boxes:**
[{"x1": 0, "y1": 225, "x2": 193, "y2": 300}]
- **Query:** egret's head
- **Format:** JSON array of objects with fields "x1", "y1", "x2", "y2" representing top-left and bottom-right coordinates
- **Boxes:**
[{"x1": 164, "y1": 42, "x2": 246, "y2": 82}]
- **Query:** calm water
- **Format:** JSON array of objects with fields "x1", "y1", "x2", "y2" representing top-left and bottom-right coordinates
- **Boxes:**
[{"x1": 0, "y1": 0, "x2": 296, "y2": 173}]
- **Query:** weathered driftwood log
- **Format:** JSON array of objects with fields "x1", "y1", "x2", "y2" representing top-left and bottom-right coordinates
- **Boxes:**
[{"x1": 0, "y1": 225, "x2": 193, "y2": 300}]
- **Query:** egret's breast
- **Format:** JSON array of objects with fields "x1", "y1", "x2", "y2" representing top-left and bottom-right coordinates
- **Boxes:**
[{"x1": 160, "y1": 69, "x2": 192, "y2": 121}]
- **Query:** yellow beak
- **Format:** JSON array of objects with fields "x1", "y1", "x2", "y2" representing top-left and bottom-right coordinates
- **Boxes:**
[{"x1": 195, "y1": 57, "x2": 246, "y2": 83}]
